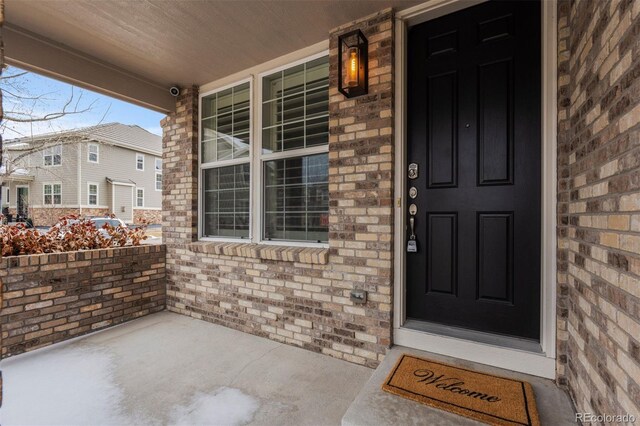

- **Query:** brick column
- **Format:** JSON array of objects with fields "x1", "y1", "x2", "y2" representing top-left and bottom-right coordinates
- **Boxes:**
[
  {"x1": 162, "y1": 87, "x2": 199, "y2": 311},
  {"x1": 161, "y1": 86, "x2": 199, "y2": 246},
  {"x1": 328, "y1": 9, "x2": 395, "y2": 354}
]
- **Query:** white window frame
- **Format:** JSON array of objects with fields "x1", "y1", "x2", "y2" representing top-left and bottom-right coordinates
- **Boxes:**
[
  {"x1": 87, "y1": 182, "x2": 99, "y2": 206},
  {"x1": 199, "y1": 77, "x2": 253, "y2": 242},
  {"x1": 43, "y1": 183, "x2": 62, "y2": 206},
  {"x1": 155, "y1": 158, "x2": 162, "y2": 171},
  {"x1": 88, "y1": 143, "x2": 99, "y2": 163},
  {"x1": 43, "y1": 146, "x2": 62, "y2": 167},
  {"x1": 197, "y1": 51, "x2": 330, "y2": 247},
  {"x1": 256, "y1": 52, "x2": 330, "y2": 247},
  {"x1": 135, "y1": 188, "x2": 144, "y2": 207},
  {"x1": 136, "y1": 153, "x2": 144, "y2": 171},
  {"x1": 155, "y1": 172, "x2": 162, "y2": 191}
]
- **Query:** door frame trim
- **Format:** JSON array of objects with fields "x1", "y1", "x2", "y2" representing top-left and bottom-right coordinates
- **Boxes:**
[{"x1": 393, "y1": 0, "x2": 558, "y2": 379}]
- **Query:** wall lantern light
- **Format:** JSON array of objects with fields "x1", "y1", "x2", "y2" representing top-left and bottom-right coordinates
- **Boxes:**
[{"x1": 338, "y1": 29, "x2": 368, "y2": 98}]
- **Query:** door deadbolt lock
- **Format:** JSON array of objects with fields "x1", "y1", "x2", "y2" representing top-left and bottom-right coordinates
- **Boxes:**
[
  {"x1": 409, "y1": 186, "x2": 418, "y2": 199},
  {"x1": 408, "y1": 163, "x2": 418, "y2": 179}
]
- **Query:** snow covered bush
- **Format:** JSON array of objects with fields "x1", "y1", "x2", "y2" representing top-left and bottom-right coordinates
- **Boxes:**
[{"x1": 0, "y1": 214, "x2": 147, "y2": 256}]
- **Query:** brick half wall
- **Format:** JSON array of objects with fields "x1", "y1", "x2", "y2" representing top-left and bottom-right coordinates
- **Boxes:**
[{"x1": 0, "y1": 245, "x2": 166, "y2": 358}]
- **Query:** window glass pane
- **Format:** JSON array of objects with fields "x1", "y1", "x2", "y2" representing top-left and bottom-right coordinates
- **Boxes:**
[
  {"x1": 202, "y1": 82, "x2": 252, "y2": 162},
  {"x1": 262, "y1": 99, "x2": 281, "y2": 129},
  {"x1": 263, "y1": 153, "x2": 328, "y2": 242},
  {"x1": 202, "y1": 95, "x2": 216, "y2": 118},
  {"x1": 305, "y1": 88, "x2": 329, "y2": 118},
  {"x1": 202, "y1": 163, "x2": 250, "y2": 238},
  {"x1": 262, "y1": 56, "x2": 328, "y2": 153},
  {"x1": 233, "y1": 108, "x2": 250, "y2": 135},
  {"x1": 306, "y1": 116, "x2": 329, "y2": 147},
  {"x1": 283, "y1": 93, "x2": 304, "y2": 122},
  {"x1": 202, "y1": 117, "x2": 216, "y2": 142},
  {"x1": 233, "y1": 83, "x2": 250, "y2": 109},
  {"x1": 282, "y1": 121, "x2": 304, "y2": 151},
  {"x1": 233, "y1": 133, "x2": 250, "y2": 159},
  {"x1": 216, "y1": 136, "x2": 233, "y2": 161},
  {"x1": 263, "y1": 72, "x2": 282, "y2": 102},
  {"x1": 262, "y1": 127, "x2": 280, "y2": 154},
  {"x1": 216, "y1": 112, "x2": 233, "y2": 138},
  {"x1": 216, "y1": 88, "x2": 233, "y2": 116},
  {"x1": 283, "y1": 64, "x2": 304, "y2": 97},
  {"x1": 305, "y1": 57, "x2": 329, "y2": 91}
]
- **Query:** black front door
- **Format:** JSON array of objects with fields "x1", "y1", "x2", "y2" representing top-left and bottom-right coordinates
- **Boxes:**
[{"x1": 406, "y1": 0, "x2": 541, "y2": 340}]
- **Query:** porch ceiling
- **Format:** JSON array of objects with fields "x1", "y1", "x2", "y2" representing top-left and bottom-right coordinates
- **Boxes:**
[{"x1": 5, "y1": 0, "x2": 421, "y2": 112}]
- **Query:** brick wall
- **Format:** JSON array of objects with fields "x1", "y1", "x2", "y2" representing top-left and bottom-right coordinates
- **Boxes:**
[
  {"x1": 0, "y1": 245, "x2": 166, "y2": 358},
  {"x1": 557, "y1": 0, "x2": 640, "y2": 417},
  {"x1": 134, "y1": 209, "x2": 162, "y2": 225},
  {"x1": 163, "y1": 10, "x2": 394, "y2": 368},
  {"x1": 30, "y1": 208, "x2": 83, "y2": 227},
  {"x1": 29, "y1": 208, "x2": 110, "y2": 227}
]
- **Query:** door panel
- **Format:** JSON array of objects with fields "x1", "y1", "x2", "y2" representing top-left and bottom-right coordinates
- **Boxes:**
[{"x1": 406, "y1": 0, "x2": 541, "y2": 340}]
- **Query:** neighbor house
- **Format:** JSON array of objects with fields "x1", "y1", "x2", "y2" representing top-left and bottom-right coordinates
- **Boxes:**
[
  {"x1": 3, "y1": 0, "x2": 640, "y2": 421},
  {"x1": 1, "y1": 123, "x2": 162, "y2": 225}
]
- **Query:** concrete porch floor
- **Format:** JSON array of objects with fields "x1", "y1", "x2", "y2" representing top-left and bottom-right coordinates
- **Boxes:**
[
  {"x1": 0, "y1": 311, "x2": 576, "y2": 425},
  {"x1": 0, "y1": 311, "x2": 372, "y2": 425}
]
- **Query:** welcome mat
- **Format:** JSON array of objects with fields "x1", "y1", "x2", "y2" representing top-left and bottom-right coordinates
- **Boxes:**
[{"x1": 382, "y1": 355, "x2": 540, "y2": 426}]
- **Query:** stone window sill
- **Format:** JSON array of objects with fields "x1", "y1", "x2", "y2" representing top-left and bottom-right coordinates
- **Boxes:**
[{"x1": 187, "y1": 241, "x2": 329, "y2": 265}]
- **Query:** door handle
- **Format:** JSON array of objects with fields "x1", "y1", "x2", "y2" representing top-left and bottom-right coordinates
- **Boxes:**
[
  {"x1": 407, "y1": 203, "x2": 418, "y2": 252},
  {"x1": 409, "y1": 216, "x2": 416, "y2": 240}
]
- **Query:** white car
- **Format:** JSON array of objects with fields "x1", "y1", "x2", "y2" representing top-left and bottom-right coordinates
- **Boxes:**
[{"x1": 88, "y1": 217, "x2": 128, "y2": 238}]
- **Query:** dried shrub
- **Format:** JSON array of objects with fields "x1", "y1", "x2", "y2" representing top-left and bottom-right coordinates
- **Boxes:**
[{"x1": 0, "y1": 214, "x2": 148, "y2": 257}]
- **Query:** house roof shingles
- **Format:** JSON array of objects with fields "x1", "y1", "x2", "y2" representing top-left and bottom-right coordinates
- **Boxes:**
[{"x1": 5, "y1": 123, "x2": 161, "y2": 156}]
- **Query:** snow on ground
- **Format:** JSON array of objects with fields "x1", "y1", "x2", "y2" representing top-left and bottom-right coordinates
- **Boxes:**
[
  {"x1": 0, "y1": 344, "x2": 260, "y2": 426},
  {"x1": 169, "y1": 388, "x2": 260, "y2": 426},
  {"x1": 0, "y1": 345, "x2": 130, "y2": 426}
]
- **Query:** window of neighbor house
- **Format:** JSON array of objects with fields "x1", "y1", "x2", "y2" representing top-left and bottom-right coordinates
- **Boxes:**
[
  {"x1": 200, "y1": 81, "x2": 251, "y2": 238},
  {"x1": 88, "y1": 184, "x2": 98, "y2": 205},
  {"x1": 136, "y1": 188, "x2": 144, "y2": 207},
  {"x1": 43, "y1": 146, "x2": 62, "y2": 166},
  {"x1": 261, "y1": 56, "x2": 329, "y2": 243},
  {"x1": 136, "y1": 153, "x2": 144, "y2": 170},
  {"x1": 88, "y1": 144, "x2": 99, "y2": 163},
  {"x1": 43, "y1": 183, "x2": 61, "y2": 205},
  {"x1": 155, "y1": 158, "x2": 162, "y2": 191}
]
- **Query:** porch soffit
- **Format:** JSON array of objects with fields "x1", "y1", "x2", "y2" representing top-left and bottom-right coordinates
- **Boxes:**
[{"x1": 4, "y1": 0, "x2": 421, "y2": 112}]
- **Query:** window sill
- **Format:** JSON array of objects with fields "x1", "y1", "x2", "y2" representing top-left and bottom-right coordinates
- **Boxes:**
[{"x1": 187, "y1": 241, "x2": 329, "y2": 265}]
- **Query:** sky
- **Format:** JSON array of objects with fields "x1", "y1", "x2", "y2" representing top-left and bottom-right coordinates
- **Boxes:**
[{"x1": 1, "y1": 66, "x2": 165, "y2": 140}]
